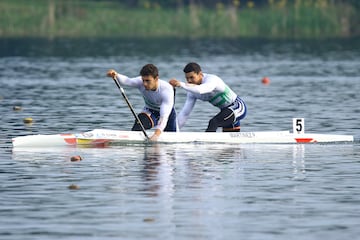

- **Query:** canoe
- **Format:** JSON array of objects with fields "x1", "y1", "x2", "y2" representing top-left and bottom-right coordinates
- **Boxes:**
[{"x1": 11, "y1": 128, "x2": 354, "y2": 148}]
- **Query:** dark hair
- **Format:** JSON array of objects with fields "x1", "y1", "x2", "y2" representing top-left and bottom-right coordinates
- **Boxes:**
[
  {"x1": 183, "y1": 62, "x2": 202, "y2": 73},
  {"x1": 140, "y1": 64, "x2": 159, "y2": 78}
]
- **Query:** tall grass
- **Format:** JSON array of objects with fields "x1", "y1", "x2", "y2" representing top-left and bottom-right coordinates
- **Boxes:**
[{"x1": 0, "y1": 0, "x2": 357, "y2": 39}]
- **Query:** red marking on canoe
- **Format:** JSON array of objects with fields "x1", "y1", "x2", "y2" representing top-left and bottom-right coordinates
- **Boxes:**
[
  {"x1": 91, "y1": 139, "x2": 110, "y2": 144},
  {"x1": 295, "y1": 138, "x2": 317, "y2": 143},
  {"x1": 91, "y1": 139, "x2": 111, "y2": 148},
  {"x1": 61, "y1": 134, "x2": 77, "y2": 145}
]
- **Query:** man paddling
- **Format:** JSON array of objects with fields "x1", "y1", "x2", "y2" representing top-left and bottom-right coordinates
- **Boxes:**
[
  {"x1": 107, "y1": 64, "x2": 177, "y2": 141},
  {"x1": 169, "y1": 62, "x2": 246, "y2": 132}
]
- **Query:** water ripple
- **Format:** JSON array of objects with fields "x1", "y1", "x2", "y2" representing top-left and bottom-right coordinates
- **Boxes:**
[{"x1": 1, "y1": 38, "x2": 360, "y2": 239}]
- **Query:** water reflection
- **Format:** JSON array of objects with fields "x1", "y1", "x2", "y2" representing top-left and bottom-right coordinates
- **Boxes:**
[
  {"x1": 292, "y1": 144, "x2": 306, "y2": 180},
  {"x1": 10, "y1": 144, "x2": 307, "y2": 189},
  {"x1": 141, "y1": 144, "x2": 175, "y2": 197},
  {"x1": 11, "y1": 143, "x2": 306, "y2": 173}
]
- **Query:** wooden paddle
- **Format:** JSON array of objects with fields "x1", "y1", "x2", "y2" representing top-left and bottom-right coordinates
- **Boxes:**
[{"x1": 111, "y1": 75, "x2": 149, "y2": 140}]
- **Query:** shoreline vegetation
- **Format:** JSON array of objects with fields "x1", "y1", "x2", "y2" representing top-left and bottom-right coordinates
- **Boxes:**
[{"x1": 0, "y1": 0, "x2": 359, "y2": 39}]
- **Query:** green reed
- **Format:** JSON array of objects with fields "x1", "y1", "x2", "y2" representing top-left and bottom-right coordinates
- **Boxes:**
[{"x1": 0, "y1": 0, "x2": 357, "y2": 39}]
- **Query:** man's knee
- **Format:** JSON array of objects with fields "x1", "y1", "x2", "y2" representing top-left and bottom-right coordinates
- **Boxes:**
[
  {"x1": 206, "y1": 117, "x2": 218, "y2": 132},
  {"x1": 222, "y1": 108, "x2": 235, "y2": 123},
  {"x1": 131, "y1": 113, "x2": 153, "y2": 131}
]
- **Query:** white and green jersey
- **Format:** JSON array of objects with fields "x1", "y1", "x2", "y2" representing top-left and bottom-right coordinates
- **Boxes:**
[
  {"x1": 177, "y1": 73, "x2": 238, "y2": 128},
  {"x1": 115, "y1": 73, "x2": 175, "y2": 131}
]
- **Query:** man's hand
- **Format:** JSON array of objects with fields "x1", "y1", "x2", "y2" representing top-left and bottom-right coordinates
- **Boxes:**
[
  {"x1": 149, "y1": 129, "x2": 161, "y2": 141},
  {"x1": 106, "y1": 69, "x2": 117, "y2": 78},
  {"x1": 169, "y1": 78, "x2": 181, "y2": 87}
]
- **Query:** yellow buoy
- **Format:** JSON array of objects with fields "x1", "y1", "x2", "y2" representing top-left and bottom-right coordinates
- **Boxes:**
[
  {"x1": 68, "y1": 184, "x2": 80, "y2": 190},
  {"x1": 23, "y1": 117, "x2": 33, "y2": 124},
  {"x1": 13, "y1": 106, "x2": 22, "y2": 111}
]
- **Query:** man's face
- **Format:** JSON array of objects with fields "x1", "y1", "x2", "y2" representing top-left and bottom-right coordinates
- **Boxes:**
[
  {"x1": 185, "y1": 71, "x2": 202, "y2": 85},
  {"x1": 142, "y1": 75, "x2": 158, "y2": 91}
]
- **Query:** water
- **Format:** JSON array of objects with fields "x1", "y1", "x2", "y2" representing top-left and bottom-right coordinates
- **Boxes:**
[{"x1": 1, "y1": 38, "x2": 360, "y2": 239}]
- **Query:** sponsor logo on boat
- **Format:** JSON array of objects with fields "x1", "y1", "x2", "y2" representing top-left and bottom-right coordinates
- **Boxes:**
[
  {"x1": 78, "y1": 131, "x2": 130, "y2": 139},
  {"x1": 79, "y1": 132, "x2": 94, "y2": 138},
  {"x1": 100, "y1": 133, "x2": 117, "y2": 137},
  {"x1": 230, "y1": 132, "x2": 255, "y2": 138}
]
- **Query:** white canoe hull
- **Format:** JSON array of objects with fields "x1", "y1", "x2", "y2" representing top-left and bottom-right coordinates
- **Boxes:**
[{"x1": 12, "y1": 129, "x2": 354, "y2": 148}]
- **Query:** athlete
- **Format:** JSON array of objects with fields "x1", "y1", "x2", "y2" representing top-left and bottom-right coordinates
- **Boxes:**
[
  {"x1": 107, "y1": 64, "x2": 177, "y2": 141},
  {"x1": 169, "y1": 62, "x2": 246, "y2": 132}
]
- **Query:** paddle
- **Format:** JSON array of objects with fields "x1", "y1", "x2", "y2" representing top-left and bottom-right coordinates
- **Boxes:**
[{"x1": 111, "y1": 75, "x2": 149, "y2": 140}]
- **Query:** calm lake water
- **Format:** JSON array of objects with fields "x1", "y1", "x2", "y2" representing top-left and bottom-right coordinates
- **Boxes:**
[{"x1": 1, "y1": 38, "x2": 360, "y2": 239}]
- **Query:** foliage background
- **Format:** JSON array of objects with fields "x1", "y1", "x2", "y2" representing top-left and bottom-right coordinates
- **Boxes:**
[{"x1": 0, "y1": 0, "x2": 359, "y2": 39}]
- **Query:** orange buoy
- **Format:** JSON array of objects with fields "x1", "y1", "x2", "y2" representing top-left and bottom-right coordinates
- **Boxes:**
[
  {"x1": 70, "y1": 155, "x2": 82, "y2": 162},
  {"x1": 261, "y1": 77, "x2": 270, "y2": 85}
]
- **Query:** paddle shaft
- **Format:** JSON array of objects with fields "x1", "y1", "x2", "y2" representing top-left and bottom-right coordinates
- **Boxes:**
[{"x1": 112, "y1": 76, "x2": 149, "y2": 140}]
